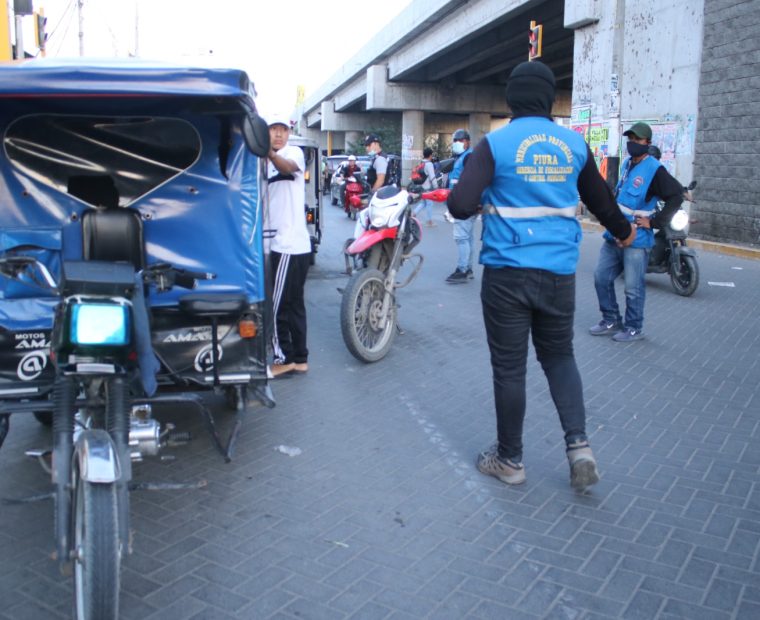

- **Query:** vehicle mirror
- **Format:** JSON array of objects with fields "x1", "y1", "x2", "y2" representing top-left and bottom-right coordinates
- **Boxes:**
[
  {"x1": 242, "y1": 113, "x2": 270, "y2": 158},
  {"x1": 687, "y1": 181, "x2": 697, "y2": 190}
]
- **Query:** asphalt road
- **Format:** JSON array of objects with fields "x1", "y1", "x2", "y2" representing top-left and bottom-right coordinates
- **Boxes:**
[{"x1": 1, "y1": 197, "x2": 759, "y2": 619}]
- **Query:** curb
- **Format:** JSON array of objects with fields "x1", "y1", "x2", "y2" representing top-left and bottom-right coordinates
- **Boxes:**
[{"x1": 578, "y1": 219, "x2": 760, "y2": 261}]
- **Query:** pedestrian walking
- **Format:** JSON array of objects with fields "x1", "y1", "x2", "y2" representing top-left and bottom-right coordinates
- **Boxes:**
[
  {"x1": 413, "y1": 147, "x2": 438, "y2": 227},
  {"x1": 447, "y1": 61, "x2": 636, "y2": 489}
]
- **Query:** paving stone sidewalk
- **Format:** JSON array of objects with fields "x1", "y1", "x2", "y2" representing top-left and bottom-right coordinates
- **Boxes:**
[{"x1": 1, "y1": 202, "x2": 758, "y2": 619}]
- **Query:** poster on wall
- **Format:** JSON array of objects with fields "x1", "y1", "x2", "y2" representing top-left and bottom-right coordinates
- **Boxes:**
[
  {"x1": 620, "y1": 116, "x2": 697, "y2": 177},
  {"x1": 569, "y1": 120, "x2": 612, "y2": 175}
]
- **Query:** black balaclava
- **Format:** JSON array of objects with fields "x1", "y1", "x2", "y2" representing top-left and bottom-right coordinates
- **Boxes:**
[{"x1": 506, "y1": 61, "x2": 556, "y2": 119}]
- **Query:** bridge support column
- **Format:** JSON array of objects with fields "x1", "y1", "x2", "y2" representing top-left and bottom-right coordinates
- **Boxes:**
[
  {"x1": 469, "y1": 113, "x2": 492, "y2": 147},
  {"x1": 401, "y1": 110, "x2": 424, "y2": 186}
]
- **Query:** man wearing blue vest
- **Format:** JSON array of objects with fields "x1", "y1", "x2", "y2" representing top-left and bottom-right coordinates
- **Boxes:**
[
  {"x1": 590, "y1": 122, "x2": 684, "y2": 342},
  {"x1": 447, "y1": 61, "x2": 636, "y2": 490},
  {"x1": 446, "y1": 129, "x2": 476, "y2": 283}
]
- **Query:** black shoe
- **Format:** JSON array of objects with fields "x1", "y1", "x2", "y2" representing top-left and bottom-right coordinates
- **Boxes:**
[
  {"x1": 466, "y1": 268, "x2": 474, "y2": 279},
  {"x1": 446, "y1": 269, "x2": 468, "y2": 284}
]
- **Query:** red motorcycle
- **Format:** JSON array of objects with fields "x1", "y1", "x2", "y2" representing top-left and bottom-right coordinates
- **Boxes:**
[
  {"x1": 341, "y1": 186, "x2": 449, "y2": 362},
  {"x1": 344, "y1": 174, "x2": 369, "y2": 220}
]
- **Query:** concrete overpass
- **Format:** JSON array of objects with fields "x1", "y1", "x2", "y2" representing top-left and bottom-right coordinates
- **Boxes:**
[
  {"x1": 299, "y1": 0, "x2": 706, "y2": 209},
  {"x1": 300, "y1": 0, "x2": 577, "y2": 178}
]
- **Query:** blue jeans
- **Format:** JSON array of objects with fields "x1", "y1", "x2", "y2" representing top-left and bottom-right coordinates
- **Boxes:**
[
  {"x1": 481, "y1": 267, "x2": 588, "y2": 462},
  {"x1": 453, "y1": 215, "x2": 477, "y2": 271},
  {"x1": 593, "y1": 240, "x2": 649, "y2": 331},
  {"x1": 413, "y1": 199, "x2": 433, "y2": 222}
]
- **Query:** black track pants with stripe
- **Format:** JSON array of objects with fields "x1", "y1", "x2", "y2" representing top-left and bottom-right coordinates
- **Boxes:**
[{"x1": 270, "y1": 251, "x2": 310, "y2": 364}]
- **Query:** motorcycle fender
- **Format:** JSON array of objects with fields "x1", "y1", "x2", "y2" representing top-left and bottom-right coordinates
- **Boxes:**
[
  {"x1": 74, "y1": 429, "x2": 121, "y2": 483},
  {"x1": 347, "y1": 228, "x2": 397, "y2": 255},
  {"x1": 674, "y1": 245, "x2": 697, "y2": 259}
]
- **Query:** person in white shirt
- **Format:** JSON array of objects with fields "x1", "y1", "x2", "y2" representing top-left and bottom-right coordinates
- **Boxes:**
[
  {"x1": 413, "y1": 147, "x2": 438, "y2": 227},
  {"x1": 265, "y1": 114, "x2": 311, "y2": 377}
]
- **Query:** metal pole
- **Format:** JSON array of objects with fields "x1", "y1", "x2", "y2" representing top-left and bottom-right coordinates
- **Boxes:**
[
  {"x1": 14, "y1": 14, "x2": 23, "y2": 59},
  {"x1": 77, "y1": 0, "x2": 84, "y2": 56}
]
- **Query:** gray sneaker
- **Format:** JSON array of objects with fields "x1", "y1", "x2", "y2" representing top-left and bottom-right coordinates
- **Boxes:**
[
  {"x1": 477, "y1": 445, "x2": 526, "y2": 485},
  {"x1": 612, "y1": 328, "x2": 644, "y2": 342},
  {"x1": 566, "y1": 444, "x2": 599, "y2": 490},
  {"x1": 589, "y1": 320, "x2": 621, "y2": 336}
]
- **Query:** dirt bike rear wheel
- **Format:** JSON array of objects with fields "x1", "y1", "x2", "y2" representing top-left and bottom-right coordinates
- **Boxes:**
[
  {"x1": 340, "y1": 268, "x2": 396, "y2": 363},
  {"x1": 670, "y1": 254, "x2": 699, "y2": 297}
]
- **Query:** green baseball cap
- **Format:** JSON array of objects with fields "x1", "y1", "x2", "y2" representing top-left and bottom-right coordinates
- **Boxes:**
[{"x1": 623, "y1": 122, "x2": 652, "y2": 140}]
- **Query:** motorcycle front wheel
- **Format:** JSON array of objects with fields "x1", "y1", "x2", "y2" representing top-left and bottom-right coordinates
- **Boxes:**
[
  {"x1": 670, "y1": 254, "x2": 699, "y2": 297},
  {"x1": 340, "y1": 268, "x2": 396, "y2": 363},
  {"x1": 73, "y1": 475, "x2": 120, "y2": 620}
]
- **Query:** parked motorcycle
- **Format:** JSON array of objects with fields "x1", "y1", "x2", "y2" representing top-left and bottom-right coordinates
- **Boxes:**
[
  {"x1": 0, "y1": 61, "x2": 273, "y2": 620},
  {"x1": 0, "y1": 258, "x2": 207, "y2": 620},
  {"x1": 340, "y1": 186, "x2": 449, "y2": 362},
  {"x1": 640, "y1": 181, "x2": 699, "y2": 296}
]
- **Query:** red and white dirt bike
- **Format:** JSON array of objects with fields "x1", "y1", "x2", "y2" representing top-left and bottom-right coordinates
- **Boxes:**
[{"x1": 341, "y1": 186, "x2": 449, "y2": 362}]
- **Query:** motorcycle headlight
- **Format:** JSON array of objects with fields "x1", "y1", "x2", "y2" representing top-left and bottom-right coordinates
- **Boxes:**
[
  {"x1": 69, "y1": 302, "x2": 131, "y2": 346},
  {"x1": 669, "y1": 209, "x2": 689, "y2": 232}
]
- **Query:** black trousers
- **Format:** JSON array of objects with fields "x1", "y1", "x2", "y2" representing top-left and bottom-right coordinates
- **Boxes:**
[
  {"x1": 480, "y1": 266, "x2": 587, "y2": 462},
  {"x1": 270, "y1": 251, "x2": 310, "y2": 364}
]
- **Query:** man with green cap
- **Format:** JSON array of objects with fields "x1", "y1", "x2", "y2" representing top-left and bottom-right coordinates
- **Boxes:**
[{"x1": 589, "y1": 121, "x2": 684, "y2": 342}]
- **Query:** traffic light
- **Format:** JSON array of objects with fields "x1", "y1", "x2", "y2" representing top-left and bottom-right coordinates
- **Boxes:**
[
  {"x1": 34, "y1": 10, "x2": 47, "y2": 51},
  {"x1": 529, "y1": 20, "x2": 543, "y2": 60}
]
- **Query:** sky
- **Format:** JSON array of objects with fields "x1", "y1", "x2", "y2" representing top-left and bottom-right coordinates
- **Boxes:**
[{"x1": 24, "y1": 0, "x2": 413, "y2": 116}]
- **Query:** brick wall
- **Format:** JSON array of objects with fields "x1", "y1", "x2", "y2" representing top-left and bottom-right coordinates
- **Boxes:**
[{"x1": 692, "y1": 0, "x2": 760, "y2": 247}]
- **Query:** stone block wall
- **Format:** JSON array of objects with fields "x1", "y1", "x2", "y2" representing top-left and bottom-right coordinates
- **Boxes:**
[{"x1": 692, "y1": 0, "x2": 760, "y2": 246}]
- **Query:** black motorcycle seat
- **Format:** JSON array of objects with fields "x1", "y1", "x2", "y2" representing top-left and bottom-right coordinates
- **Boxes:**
[{"x1": 179, "y1": 293, "x2": 247, "y2": 317}]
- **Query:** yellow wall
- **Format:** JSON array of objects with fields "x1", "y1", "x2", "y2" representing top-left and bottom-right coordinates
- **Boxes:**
[{"x1": 0, "y1": 2, "x2": 12, "y2": 61}]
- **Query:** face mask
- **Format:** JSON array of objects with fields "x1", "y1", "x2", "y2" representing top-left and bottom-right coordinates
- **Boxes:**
[
  {"x1": 626, "y1": 141, "x2": 649, "y2": 158},
  {"x1": 367, "y1": 146, "x2": 377, "y2": 155},
  {"x1": 452, "y1": 141, "x2": 465, "y2": 155}
]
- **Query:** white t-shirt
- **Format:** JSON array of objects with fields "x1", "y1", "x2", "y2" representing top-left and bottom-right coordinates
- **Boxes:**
[
  {"x1": 266, "y1": 143, "x2": 311, "y2": 255},
  {"x1": 422, "y1": 160, "x2": 436, "y2": 190}
]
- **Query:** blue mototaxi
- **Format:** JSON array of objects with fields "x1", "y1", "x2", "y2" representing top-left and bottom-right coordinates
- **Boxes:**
[{"x1": 0, "y1": 60, "x2": 273, "y2": 456}]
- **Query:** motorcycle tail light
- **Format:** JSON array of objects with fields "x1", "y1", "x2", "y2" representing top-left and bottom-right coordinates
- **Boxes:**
[
  {"x1": 306, "y1": 212, "x2": 314, "y2": 224},
  {"x1": 239, "y1": 319, "x2": 257, "y2": 338}
]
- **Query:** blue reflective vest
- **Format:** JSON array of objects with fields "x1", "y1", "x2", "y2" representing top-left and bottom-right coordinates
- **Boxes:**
[
  {"x1": 480, "y1": 117, "x2": 588, "y2": 275},
  {"x1": 604, "y1": 155, "x2": 661, "y2": 249},
  {"x1": 448, "y1": 148, "x2": 472, "y2": 187}
]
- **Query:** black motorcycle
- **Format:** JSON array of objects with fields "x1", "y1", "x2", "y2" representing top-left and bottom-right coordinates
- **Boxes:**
[{"x1": 645, "y1": 181, "x2": 699, "y2": 296}]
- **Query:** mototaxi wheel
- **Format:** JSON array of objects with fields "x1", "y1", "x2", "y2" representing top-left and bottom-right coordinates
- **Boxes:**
[
  {"x1": 670, "y1": 254, "x2": 699, "y2": 297},
  {"x1": 340, "y1": 268, "x2": 396, "y2": 363},
  {"x1": 73, "y1": 473, "x2": 120, "y2": 620}
]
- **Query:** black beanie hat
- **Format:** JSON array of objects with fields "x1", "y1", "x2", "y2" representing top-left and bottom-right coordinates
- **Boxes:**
[{"x1": 506, "y1": 61, "x2": 556, "y2": 118}]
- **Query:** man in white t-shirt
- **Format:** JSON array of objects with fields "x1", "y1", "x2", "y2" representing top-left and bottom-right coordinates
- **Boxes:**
[
  {"x1": 265, "y1": 114, "x2": 311, "y2": 377},
  {"x1": 412, "y1": 147, "x2": 438, "y2": 227}
]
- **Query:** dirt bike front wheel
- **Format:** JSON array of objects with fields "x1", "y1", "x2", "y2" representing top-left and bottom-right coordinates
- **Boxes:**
[{"x1": 340, "y1": 268, "x2": 396, "y2": 363}]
